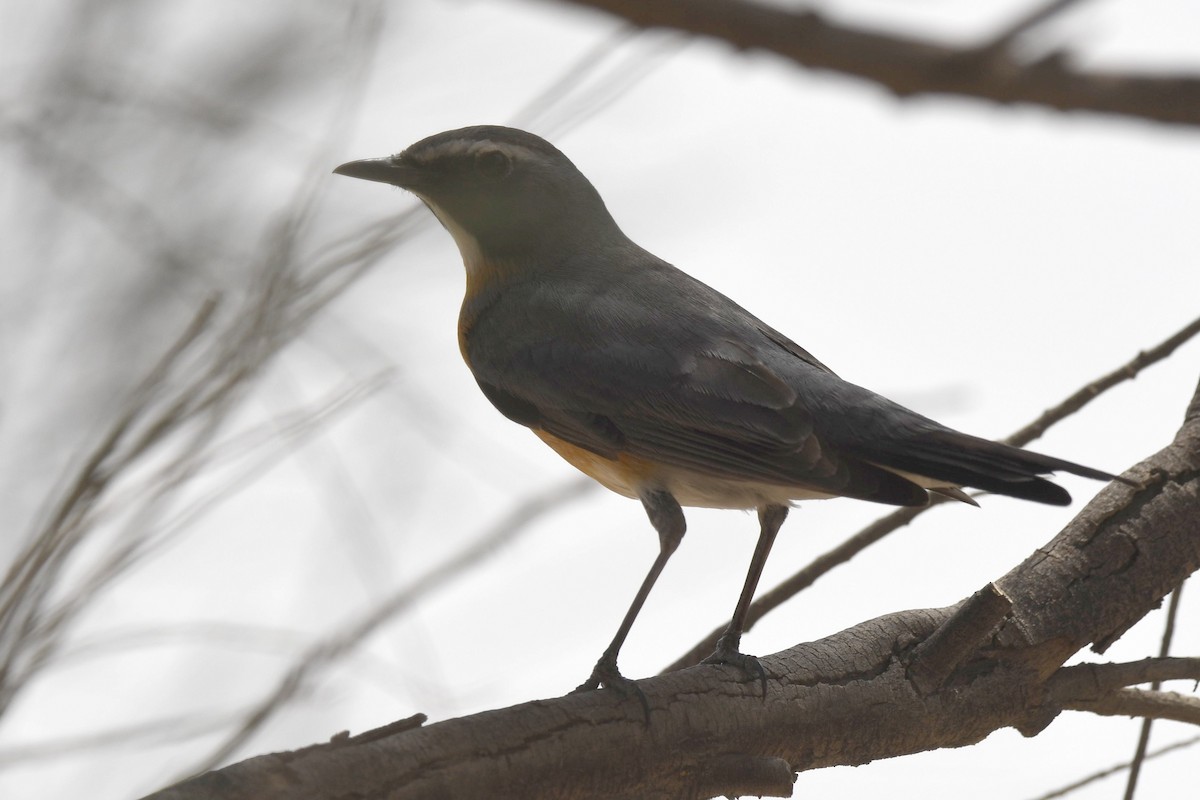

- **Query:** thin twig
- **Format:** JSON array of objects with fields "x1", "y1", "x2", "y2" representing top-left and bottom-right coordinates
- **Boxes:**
[
  {"x1": 0, "y1": 297, "x2": 221, "y2": 714},
  {"x1": 979, "y1": 0, "x2": 1094, "y2": 53},
  {"x1": 1050, "y1": 656, "x2": 1200, "y2": 696},
  {"x1": 0, "y1": 1, "x2": 393, "y2": 728},
  {"x1": 509, "y1": 26, "x2": 642, "y2": 131},
  {"x1": 1026, "y1": 734, "x2": 1200, "y2": 800},
  {"x1": 0, "y1": 711, "x2": 244, "y2": 766},
  {"x1": 1005, "y1": 315, "x2": 1200, "y2": 448},
  {"x1": 1066, "y1": 688, "x2": 1200, "y2": 726},
  {"x1": 1124, "y1": 584, "x2": 1185, "y2": 800}
]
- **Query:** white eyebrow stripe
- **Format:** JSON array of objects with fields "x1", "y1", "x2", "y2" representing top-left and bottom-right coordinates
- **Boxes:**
[{"x1": 408, "y1": 139, "x2": 538, "y2": 164}]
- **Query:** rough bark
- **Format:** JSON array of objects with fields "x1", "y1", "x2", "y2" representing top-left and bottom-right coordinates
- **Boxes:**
[{"x1": 146, "y1": 378, "x2": 1200, "y2": 799}]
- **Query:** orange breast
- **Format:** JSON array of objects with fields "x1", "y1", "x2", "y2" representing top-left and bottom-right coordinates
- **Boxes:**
[
  {"x1": 532, "y1": 430, "x2": 657, "y2": 500},
  {"x1": 533, "y1": 429, "x2": 834, "y2": 510}
]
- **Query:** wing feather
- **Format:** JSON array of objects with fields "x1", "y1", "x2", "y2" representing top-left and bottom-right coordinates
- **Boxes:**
[{"x1": 462, "y1": 252, "x2": 1110, "y2": 509}]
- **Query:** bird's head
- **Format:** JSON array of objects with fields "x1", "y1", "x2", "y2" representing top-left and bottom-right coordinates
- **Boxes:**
[{"x1": 334, "y1": 126, "x2": 623, "y2": 267}]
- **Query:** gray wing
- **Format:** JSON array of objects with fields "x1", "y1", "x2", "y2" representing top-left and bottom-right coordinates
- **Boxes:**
[
  {"x1": 463, "y1": 259, "x2": 932, "y2": 506},
  {"x1": 463, "y1": 255, "x2": 1113, "y2": 507}
]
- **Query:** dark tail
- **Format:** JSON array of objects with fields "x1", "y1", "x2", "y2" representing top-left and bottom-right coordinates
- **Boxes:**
[{"x1": 868, "y1": 429, "x2": 1120, "y2": 506}]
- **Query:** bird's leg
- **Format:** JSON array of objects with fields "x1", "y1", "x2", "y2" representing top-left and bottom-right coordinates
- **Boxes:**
[
  {"x1": 702, "y1": 503, "x2": 789, "y2": 696},
  {"x1": 574, "y1": 489, "x2": 685, "y2": 710}
]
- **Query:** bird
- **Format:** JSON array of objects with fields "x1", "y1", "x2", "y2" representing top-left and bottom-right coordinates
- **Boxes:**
[{"x1": 333, "y1": 125, "x2": 1119, "y2": 699}]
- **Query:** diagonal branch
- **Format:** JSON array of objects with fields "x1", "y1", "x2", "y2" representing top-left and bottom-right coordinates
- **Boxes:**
[
  {"x1": 978, "y1": 0, "x2": 1093, "y2": 53},
  {"x1": 1029, "y1": 733, "x2": 1200, "y2": 800},
  {"x1": 1006, "y1": 315, "x2": 1200, "y2": 448},
  {"x1": 554, "y1": 0, "x2": 1200, "y2": 126}
]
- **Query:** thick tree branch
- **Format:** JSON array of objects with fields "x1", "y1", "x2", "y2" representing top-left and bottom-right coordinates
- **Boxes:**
[
  {"x1": 144, "y1": 376, "x2": 1200, "y2": 799},
  {"x1": 992, "y1": 378, "x2": 1200, "y2": 670},
  {"x1": 553, "y1": 0, "x2": 1200, "y2": 126}
]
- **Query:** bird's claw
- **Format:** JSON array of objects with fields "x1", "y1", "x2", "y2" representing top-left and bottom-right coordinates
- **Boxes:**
[
  {"x1": 703, "y1": 637, "x2": 769, "y2": 698},
  {"x1": 572, "y1": 657, "x2": 652, "y2": 724}
]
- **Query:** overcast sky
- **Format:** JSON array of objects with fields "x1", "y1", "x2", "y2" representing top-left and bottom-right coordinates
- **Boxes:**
[{"x1": 3, "y1": 1, "x2": 1199, "y2": 798}]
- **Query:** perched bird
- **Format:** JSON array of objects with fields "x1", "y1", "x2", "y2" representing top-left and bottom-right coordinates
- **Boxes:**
[{"x1": 334, "y1": 126, "x2": 1117, "y2": 696}]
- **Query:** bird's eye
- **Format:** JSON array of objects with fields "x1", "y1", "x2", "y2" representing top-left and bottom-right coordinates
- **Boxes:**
[{"x1": 475, "y1": 149, "x2": 512, "y2": 181}]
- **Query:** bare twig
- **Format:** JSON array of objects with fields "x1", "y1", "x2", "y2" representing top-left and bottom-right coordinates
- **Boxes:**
[
  {"x1": 979, "y1": 0, "x2": 1094, "y2": 53},
  {"x1": 0, "y1": 298, "x2": 220, "y2": 714},
  {"x1": 1124, "y1": 584, "x2": 1186, "y2": 800},
  {"x1": 509, "y1": 26, "x2": 642, "y2": 131},
  {"x1": 0, "y1": 711, "x2": 244, "y2": 766},
  {"x1": 1050, "y1": 656, "x2": 1200, "y2": 696},
  {"x1": 1027, "y1": 734, "x2": 1200, "y2": 800},
  {"x1": 1066, "y1": 688, "x2": 1200, "y2": 726},
  {"x1": 0, "y1": 0, "x2": 394, "y2": 727},
  {"x1": 1006, "y1": 315, "x2": 1200, "y2": 448},
  {"x1": 53, "y1": 621, "x2": 306, "y2": 667}
]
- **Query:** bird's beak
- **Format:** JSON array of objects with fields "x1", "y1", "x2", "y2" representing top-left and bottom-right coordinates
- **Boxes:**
[{"x1": 332, "y1": 157, "x2": 421, "y2": 188}]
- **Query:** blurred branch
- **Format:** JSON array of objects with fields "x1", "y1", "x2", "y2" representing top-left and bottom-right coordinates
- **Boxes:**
[
  {"x1": 0, "y1": 0, "x2": 394, "y2": 726},
  {"x1": 0, "y1": 710, "x2": 243, "y2": 766},
  {"x1": 512, "y1": 26, "x2": 688, "y2": 139},
  {"x1": 1, "y1": 316, "x2": 391, "y2": 716},
  {"x1": 556, "y1": 0, "x2": 1200, "y2": 126},
  {"x1": 978, "y1": 0, "x2": 1092, "y2": 52},
  {"x1": 42, "y1": 373, "x2": 389, "y2": 632},
  {"x1": 53, "y1": 621, "x2": 307, "y2": 667},
  {"x1": 509, "y1": 25, "x2": 642, "y2": 132},
  {"x1": 5, "y1": 117, "x2": 211, "y2": 282},
  {"x1": 184, "y1": 477, "x2": 595, "y2": 776},
  {"x1": 0, "y1": 297, "x2": 220, "y2": 714},
  {"x1": 667, "y1": 313, "x2": 1200, "y2": 672}
]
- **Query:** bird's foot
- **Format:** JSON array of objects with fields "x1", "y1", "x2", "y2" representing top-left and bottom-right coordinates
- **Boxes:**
[
  {"x1": 572, "y1": 654, "x2": 651, "y2": 723},
  {"x1": 702, "y1": 633, "x2": 768, "y2": 698}
]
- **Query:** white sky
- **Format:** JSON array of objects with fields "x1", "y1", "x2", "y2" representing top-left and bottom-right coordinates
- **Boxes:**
[{"x1": 2, "y1": 1, "x2": 1199, "y2": 798}]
